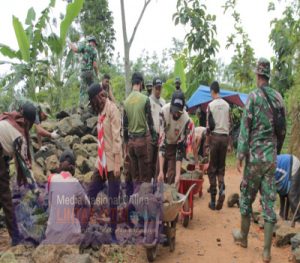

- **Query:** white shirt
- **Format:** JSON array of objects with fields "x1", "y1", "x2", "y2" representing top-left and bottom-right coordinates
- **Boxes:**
[
  {"x1": 207, "y1": 98, "x2": 230, "y2": 135},
  {"x1": 149, "y1": 95, "x2": 166, "y2": 134}
]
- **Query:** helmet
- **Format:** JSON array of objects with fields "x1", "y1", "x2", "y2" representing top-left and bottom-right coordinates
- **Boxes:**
[
  {"x1": 87, "y1": 36, "x2": 97, "y2": 46},
  {"x1": 255, "y1": 57, "x2": 270, "y2": 79}
]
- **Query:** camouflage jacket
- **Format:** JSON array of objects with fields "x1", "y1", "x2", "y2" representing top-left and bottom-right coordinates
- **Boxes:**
[
  {"x1": 78, "y1": 44, "x2": 97, "y2": 72},
  {"x1": 237, "y1": 85, "x2": 285, "y2": 164}
]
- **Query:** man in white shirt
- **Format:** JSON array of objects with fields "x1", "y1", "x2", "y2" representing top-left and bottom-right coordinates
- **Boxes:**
[
  {"x1": 206, "y1": 81, "x2": 230, "y2": 211},
  {"x1": 149, "y1": 78, "x2": 166, "y2": 176}
]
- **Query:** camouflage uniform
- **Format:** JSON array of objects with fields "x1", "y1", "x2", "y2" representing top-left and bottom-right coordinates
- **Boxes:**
[
  {"x1": 237, "y1": 59, "x2": 285, "y2": 223},
  {"x1": 78, "y1": 44, "x2": 97, "y2": 105}
]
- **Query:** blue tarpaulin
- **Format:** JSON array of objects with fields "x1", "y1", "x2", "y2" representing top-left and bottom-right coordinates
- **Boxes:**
[{"x1": 187, "y1": 85, "x2": 248, "y2": 112}]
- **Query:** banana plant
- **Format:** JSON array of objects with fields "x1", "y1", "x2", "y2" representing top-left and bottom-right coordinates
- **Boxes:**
[{"x1": 0, "y1": 0, "x2": 84, "y2": 105}]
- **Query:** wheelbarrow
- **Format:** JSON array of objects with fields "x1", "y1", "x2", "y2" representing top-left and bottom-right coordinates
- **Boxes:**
[{"x1": 144, "y1": 183, "x2": 196, "y2": 262}]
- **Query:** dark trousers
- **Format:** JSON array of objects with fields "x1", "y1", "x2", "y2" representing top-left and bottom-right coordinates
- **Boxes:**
[
  {"x1": 149, "y1": 143, "x2": 159, "y2": 178},
  {"x1": 87, "y1": 170, "x2": 120, "y2": 233},
  {"x1": 0, "y1": 155, "x2": 21, "y2": 244},
  {"x1": 162, "y1": 145, "x2": 177, "y2": 185},
  {"x1": 128, "y1": 136, "x2": 151, "y2": 184},
  {"x1": 208, "y1": 134, "x2": 229, "y2": 197}
]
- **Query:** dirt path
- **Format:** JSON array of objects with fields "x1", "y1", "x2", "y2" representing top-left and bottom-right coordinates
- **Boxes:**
[{"x1": 148, "y1": 167, "x2": 291, "y2": 263}]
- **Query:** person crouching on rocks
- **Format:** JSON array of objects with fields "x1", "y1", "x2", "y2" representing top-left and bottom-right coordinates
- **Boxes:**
[{"x1": 43, "y1": 150, "x2": 90, "y2": 244}]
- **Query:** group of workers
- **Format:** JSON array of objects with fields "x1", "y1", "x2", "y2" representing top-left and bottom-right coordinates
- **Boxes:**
[{"x1": 0, "y1": 36, "x2": 299, "y2": 263}]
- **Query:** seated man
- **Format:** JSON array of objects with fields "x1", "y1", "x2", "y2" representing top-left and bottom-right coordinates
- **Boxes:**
[
  {"x1": 275, "y1": 154, "x2": 300, "y2": 220},
  {"x1": 43, "y1": 150, "x2": 90, "y2": 244}
]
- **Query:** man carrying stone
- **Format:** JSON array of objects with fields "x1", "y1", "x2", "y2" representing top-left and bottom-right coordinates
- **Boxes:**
[
  {"x1": 157, "y1": 90, "x2": 193, "y2": 186},
  {"x1": 0, "y1": 102, "x2": 37, "y2": 245},
  {"x1": 69, "y1": 36, "x2": 98, "y2": 106},
  {"x1": 86, "y1": 83, "x2": 122, "y2": 242},
  {"x1": 205, "y1": 81, "x2": 230, "y2": 211},
  {"x1": 232, "y1": 58, "x2": 286, "y2": 263}
]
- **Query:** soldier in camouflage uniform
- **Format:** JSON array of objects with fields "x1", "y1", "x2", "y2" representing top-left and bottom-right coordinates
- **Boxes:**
[
  {"x1": 232, "y1": 58, "x2": 286, "y2": 263},
  {"x1": 70, "y1": 36, "x2": 98, "y2": 106}
]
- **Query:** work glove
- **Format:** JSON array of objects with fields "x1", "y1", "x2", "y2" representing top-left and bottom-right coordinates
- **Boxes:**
[{"x1": 51, "y1": 130, "x2": 60, "y2": 139}]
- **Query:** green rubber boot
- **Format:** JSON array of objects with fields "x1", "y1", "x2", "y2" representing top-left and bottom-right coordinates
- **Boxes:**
[
  {"x1": 262, "y1": 222, "x2": 274, "y2": 263},
  {"x1": 232, "y1": 215, "x2": 250, "y2": 248}
]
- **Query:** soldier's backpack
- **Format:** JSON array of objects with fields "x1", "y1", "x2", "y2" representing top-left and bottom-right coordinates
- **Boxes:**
[{"x1": 261, "y1": 87, "x2": 286, "y2": 154}]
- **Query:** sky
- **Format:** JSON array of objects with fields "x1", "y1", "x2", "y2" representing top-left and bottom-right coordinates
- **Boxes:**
[{"x1": 0, "y1": 0, "x2": 288, "y2": 72}]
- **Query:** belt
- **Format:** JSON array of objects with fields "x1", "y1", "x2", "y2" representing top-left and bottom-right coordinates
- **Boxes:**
[
  {"x1": 211, "y1": 132, "x2": 228, "y2": 137},
  {"x1": 128, "y1": 132, "x2": 147, "y2": 139}
]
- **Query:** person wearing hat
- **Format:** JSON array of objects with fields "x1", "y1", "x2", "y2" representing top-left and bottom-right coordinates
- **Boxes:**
[
  {"x1": 233, "y1": 58, "x2": 286, "y2": 263},
  {"x1": 145, "y1": 82, "x2": 153, "y2": 96},
  {"x1": 175, "y1": 77, "x2": 181, "y2": 90},
  {"x1": 9, "y1": 98, "x2": 60, "y2": 148},
  {"x1": 123, "y1": 72, "x2": 157, "y2": 191},
  {"x1": 205, "y1": 81, "x2": 231, "y2": 211},
  {"x1": 86, "y1": 83, "x2": 122, "y2": 241},
  {"x1": 149, "y1": 78, "x2": 166, "y2": 176},
  {"x1": 43, "y1": 150, "x2": 90, "y2": 244},
  {"x1": 157, "y1": 90, "x2": 193, "y2": 186},
  {"x1": 69, "y1": 36, "x2": 98, "y2": 106},
  {"x1": 0, "y1": 102, "x2": 37, "y2": 245}
]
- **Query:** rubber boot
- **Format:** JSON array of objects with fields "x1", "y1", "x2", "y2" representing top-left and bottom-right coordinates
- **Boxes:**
[
  {"x1": 232, "y1": 215, "x2": 251, "y2": 248},
  {"x1": 262, "y1": 222, "x2": 274, "y2": 263},
  {"x1": 208, "y1": 194, "x2": 216, "y2": 210}
]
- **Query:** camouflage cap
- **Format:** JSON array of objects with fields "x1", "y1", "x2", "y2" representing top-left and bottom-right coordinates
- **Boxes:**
[
  {"x1": 255, "y1": 57, "x2": 270, "y2": 78},
  {"x1": 87, "y1": 36, "x2": 97, "y2": 46}
]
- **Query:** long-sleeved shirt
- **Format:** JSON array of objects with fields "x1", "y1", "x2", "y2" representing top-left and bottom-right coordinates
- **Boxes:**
[
  {"x1": 237, "y1": 85, "x2": 285, "y2": 163},
  {"x1": 149, "y1": 94, "x2": 166, "y2": 135},
  {"x1": 159, "y1": 103, "x2": 192, "y2": 161},
  {"x1": 43, "y1": 171, "x2": 90, "y2": 244},
  {"x1": 123, "y1": 90, "x2": 156, "y2": 143},
  {"x1": 96, "y1": 99, "x2": 122, "y2": 172}
]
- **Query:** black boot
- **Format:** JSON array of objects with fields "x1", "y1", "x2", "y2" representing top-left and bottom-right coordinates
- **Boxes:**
[{"x1": 208, "y1": 194, "x2": 216, "y2": 210}]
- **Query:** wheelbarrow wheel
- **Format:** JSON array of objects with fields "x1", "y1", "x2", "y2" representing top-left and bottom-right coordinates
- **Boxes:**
[
  {"x1": 182, "y1": 201, "x2": 190, "y2": 228},
  {"x1": 146, "y1": 245, "x2": 158, "y2": 262}
]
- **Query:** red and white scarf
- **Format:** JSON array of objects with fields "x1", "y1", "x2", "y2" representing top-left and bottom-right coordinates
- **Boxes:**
[{"x1": 97, "y1": 114, "x2": 107, "y2": 177}]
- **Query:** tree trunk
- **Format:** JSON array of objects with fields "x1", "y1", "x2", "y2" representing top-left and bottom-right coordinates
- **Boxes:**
[
  {"x1": 124, "y1": 44, "x2": 131, "y2": 96},
  {"x1": 289, "y1": 105, "x2": 300, "y2": 160}
]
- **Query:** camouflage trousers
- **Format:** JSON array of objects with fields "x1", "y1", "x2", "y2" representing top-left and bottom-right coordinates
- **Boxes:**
[
  {"x1": 80, "y1": 70, "x2": 95, "y2": 106},
  {"x1": 239, "y1": 162, "x2": 277, "y2": 224}
]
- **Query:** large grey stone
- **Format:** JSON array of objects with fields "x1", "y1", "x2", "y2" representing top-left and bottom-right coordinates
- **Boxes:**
[
  {"x1": 76, "y1": 156, "x2": 91, "y2": 174},
  {"x1": 275, "y1": 223, "x2": 300, "y2": 247},
  {"x1": 54, "y1": 138, "x2": 70, "y2": 152},
  {"x1": 32, "y1": 245, "x2": 78, "y2": 263},
  {"x1": 291, "y1": 233, "x2": 300, "y2": 251},
  {"x1": 63, "y1": 135, "x2": 80, "y2": 148},
  {"x1": 81, "y1": 135, "x2": 97, "y2": 144},
  {"x1": 41, "y1": 121, "x2": 58, "y2": 132},
  {"x1": 84, "y1": 144, "x2": 97, "y2": 156},
  {"x1": 32, "y1": 161, "x2": 46, "y2": 184},
  {"x1": 73, "y1": 144, "x2": 89, "y2": 159},
  {"x1": 58, "y1": 114, "x2": 84, "y2": 136},
  {"x1": 60, "y1": 254, "x2": 92, "y2": 263},
  {"x1": 45, "y1": 155, "x2": 60, "y2": 174},
  {"x1": 0, "y1": 252, "x2": 17, "y2": 263},
  {"x1": 227, "y1": 193, "x2": 239, "y2": 208},
  {"x1": 34, "y1": 144, "x2": 58, "y2": 160},
  {"x1": 86, "y1": 116, "x2": 98, "y2": 129}
]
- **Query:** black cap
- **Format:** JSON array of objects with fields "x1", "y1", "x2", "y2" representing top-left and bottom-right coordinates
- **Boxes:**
[
  {"x1": 146, "y1": 82, "x2": 153, "y2": 88},
  {"x1": 88, "y1": 83, "x2": 103, "y2": 101},
  {"x1": 153, "y1": 78, "x2": 162, "y2": 87},
  {"x1": 170, "y1": 90, "x2": 185, "y2": 113},
  {"x1": 131, "y1": 72, "x2": 144, "y2": 84},
  {"x1": 22, "y1": 102, "x2": 37, "y2": 123},
  {"x1": 59, "y1": 149, "x2": 75, "y2": 165},
  {"x1": 175, "y1": 77, "x2": 181, "y2": 84}
]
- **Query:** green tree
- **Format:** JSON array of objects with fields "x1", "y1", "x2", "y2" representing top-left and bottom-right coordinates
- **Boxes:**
[
  {"x1": 223, "y1": 0, "x2": 256, "y2": 92},
  {"x1": 173, "y1": 0, "x2": 219, "y2": 96},
  {"x1": 79, "y1": 0, "x2": 115, "y2": 65}
]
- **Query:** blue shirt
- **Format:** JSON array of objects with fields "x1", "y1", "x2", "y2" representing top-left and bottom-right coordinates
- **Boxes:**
[{"x1": 275, "y1": 154, "x2": 293, "y2": 196}]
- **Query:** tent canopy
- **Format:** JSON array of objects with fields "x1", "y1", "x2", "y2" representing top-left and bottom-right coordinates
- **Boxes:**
[{"x1": 187, "y1": 85, "x2": 248, "y2": 112}]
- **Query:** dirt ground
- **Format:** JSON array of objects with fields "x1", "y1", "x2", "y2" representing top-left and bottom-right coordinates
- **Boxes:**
[
  {"x1": 146, "y1": 166, "x2": 291, "y2": 263},
  {"x1": 0, "y1": 167, "x2": 292, "y2": 263}
]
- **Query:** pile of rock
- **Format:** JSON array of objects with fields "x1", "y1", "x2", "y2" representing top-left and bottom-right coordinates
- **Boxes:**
[{"x1": 31, "y1": 109, "x2": 99, "y2": 187}]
